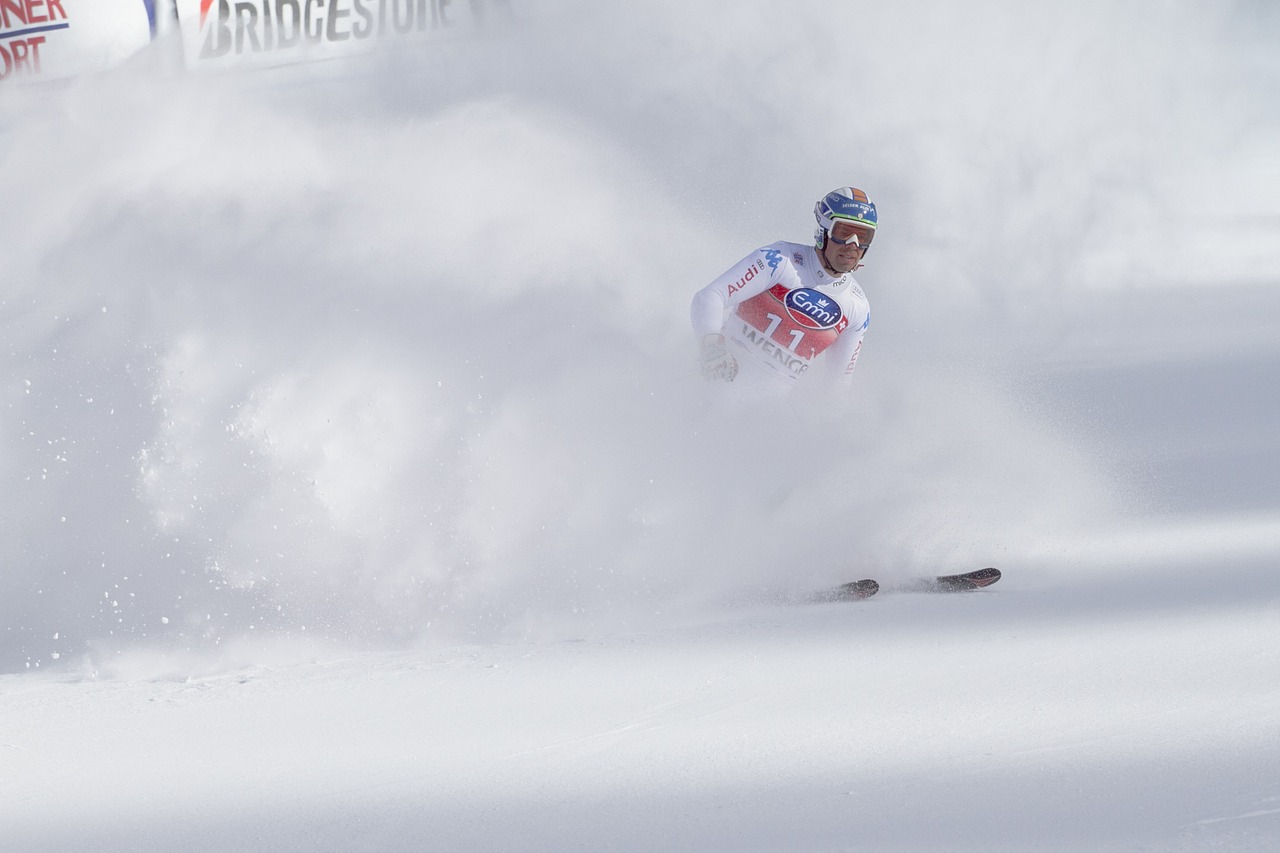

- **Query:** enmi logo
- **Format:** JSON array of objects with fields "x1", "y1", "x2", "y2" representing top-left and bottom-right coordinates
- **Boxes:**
[{"x1": 783, "y1": 288, "x2": 844, "y2": 331}]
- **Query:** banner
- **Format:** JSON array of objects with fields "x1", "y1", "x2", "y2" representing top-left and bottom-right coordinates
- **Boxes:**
[
  {"x1": 174, "y1": 0, "x2": 509, "y2": 71},
  {"x1": 0, "y1": 0, "x2": 154, "y2": 83}
]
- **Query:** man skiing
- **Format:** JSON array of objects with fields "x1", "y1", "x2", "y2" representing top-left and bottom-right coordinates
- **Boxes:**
[
  {"x1": 689, "y1": 189, "x2": 1003, "y2": 599},
  {"x1": 690, "y1": 187, "x2": 877, "y2": 388}
]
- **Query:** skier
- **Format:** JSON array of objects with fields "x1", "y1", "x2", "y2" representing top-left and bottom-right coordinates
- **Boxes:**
[{"x1": 690, "y1": 187, "x2": 877, "y2": 388}]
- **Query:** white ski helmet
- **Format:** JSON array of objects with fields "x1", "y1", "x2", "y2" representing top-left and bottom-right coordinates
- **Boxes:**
[{"x1": 814, "y1": 187, "x2": 878, "y2": 252}]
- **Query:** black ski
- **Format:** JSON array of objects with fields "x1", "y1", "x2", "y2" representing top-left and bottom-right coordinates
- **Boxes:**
[
  {"x1": 819, "y1": 568, "x2": 1001, "y2": 602},
  {"x1": 918, "y1": 566, "x2": 1001, "y2": 592},
  {"x1": 818, "y1": 578, "x2": 881, "y2": 602}
]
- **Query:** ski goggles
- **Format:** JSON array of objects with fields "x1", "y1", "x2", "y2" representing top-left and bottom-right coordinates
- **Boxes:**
[{"x1": 829, "y1": 219, "x2": 876, "y2": 248}]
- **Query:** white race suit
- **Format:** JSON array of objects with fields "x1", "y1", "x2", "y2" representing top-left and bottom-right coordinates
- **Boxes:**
[{"x1": 690, "y1": 241, "x2": 870, "y2": 386}]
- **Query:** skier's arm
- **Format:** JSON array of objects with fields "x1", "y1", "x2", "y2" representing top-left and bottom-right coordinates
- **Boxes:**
[
  {"x1": 691, "y1": 247, "x2": 794, "y2": 381},
  {"x1": 690, "y1": 246, "x2": 798, "y2": 337},
  {"x1": 823, "y1": 319, "x2": 868, "y2": 382},
  {"x1": 689, "y1": 267, "x2": 737, "y2": 380}
]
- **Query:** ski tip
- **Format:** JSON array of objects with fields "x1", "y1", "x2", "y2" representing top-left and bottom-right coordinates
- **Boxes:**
[
  {"x1": 967, "y1": 567, "x2": 1001, "y2": 586},
  {"x1": 935, "y1": 567, "x2": 1001, "y2": 591},
  {"x1": 828, "y1": 578, "x2": 880, "y2": 602}
]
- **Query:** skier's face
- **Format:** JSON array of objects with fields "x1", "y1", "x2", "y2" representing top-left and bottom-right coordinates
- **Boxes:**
[{"x1": 823, "y1": 222, "x2": 869, "y2": 273}]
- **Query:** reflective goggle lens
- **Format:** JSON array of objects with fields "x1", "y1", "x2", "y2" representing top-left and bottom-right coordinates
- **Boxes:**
[{"x1": 829, "y1": 220, "x2": 874, "y2": 248}]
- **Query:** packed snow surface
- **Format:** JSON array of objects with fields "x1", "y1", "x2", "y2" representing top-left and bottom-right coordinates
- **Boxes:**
[{"x1": 3, "y1": 2, "x2": 1280, "y2": 850}]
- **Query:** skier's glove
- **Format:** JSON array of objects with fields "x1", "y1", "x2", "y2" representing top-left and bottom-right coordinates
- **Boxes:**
[{"x1": 699, "y1": 334, "x2": 738, "y2": 382}]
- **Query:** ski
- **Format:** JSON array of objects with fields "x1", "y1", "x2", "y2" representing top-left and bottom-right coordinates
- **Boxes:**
[
  {"x1": 920, "y1": 566, "x2": 1002, "y2": 592},
  {"x1": 819, "y1": 567, "x2": 1001, "y2": 602},
  {"x1": 820, "y1": 578, "x2": 880, "y2": 602}
]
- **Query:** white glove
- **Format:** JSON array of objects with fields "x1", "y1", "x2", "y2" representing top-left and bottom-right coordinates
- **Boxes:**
[{"x1": 699, "y1": 334, "x2": 738, "y2": 382}]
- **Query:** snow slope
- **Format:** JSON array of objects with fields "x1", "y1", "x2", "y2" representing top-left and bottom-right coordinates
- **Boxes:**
[
  {"x1": 6, "y1": 588, "x2": 1280, "y2": 852},
  {"x1": 3, "y1": 2, "x2": 1280, "y2": 850}
]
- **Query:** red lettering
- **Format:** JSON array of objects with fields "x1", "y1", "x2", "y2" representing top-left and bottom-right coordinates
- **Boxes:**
[
  {"x1": 727, "y1": 265, "x2": 759, "y2": 296},
  {"x1": 0, "y1": 0, "x2": 63, "y2": 31},
  {"x1": 1, "y1": 0, "x2": 25, "y2": 29},
  {"x1": 0, "y1": 35, "x2": 44, "y2": 78},
  {"x1": 845, "y1": 341, "x2": 862, "y2": 374}
]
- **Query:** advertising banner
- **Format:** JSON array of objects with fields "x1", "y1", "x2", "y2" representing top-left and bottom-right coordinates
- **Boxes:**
[
  {"x1": 0, "y1": 0, "x2": 154, "y2": 84},
  {"x1": 174, "y1": 0, "x2": 507, "y2": 71}
]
